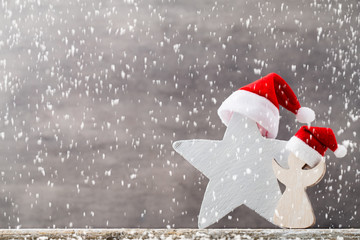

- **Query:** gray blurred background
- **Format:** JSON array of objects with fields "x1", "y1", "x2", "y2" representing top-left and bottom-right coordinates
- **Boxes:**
[{"x1": 0, "y1": 0, "x2": 359, "y2": 228}]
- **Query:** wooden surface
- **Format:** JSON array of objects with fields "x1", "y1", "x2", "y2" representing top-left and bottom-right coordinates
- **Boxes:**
[
  {"x1": 173, "y1": 113, "x2": 289, "y2": 228},
  {"x1": 0, "y1": 229, "x2": 358, "y2": 239},
  {"x1": 272, "y1": 154, "x2": 326, "y2": 229}
]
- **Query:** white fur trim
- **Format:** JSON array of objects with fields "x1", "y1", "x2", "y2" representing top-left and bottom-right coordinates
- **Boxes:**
[
  {"x1": 217, "y1": 90, "x2": 280, "y2": 138},
  {"x1": 334, "y1": 144, "x2": 347, "y2": 158},
  {"x1": 296, "y1": 107, "x2": 315, "y2": 123},
  {"x1": 286, "y1": 136, "x2": 323, "y2": 167}
]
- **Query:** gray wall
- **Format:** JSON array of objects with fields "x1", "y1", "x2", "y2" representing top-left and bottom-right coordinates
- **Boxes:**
[{"x1": 0, "y1": 0, "x2": 358, "y2": 228}]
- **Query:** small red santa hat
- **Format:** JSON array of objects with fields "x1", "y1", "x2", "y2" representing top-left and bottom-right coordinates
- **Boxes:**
[
  {"x1": 286, "y1": 126, "x2": 347, "y2": 167},
  {"x1": 217, "y1": 73, "x2": 315, "y2": 138}
]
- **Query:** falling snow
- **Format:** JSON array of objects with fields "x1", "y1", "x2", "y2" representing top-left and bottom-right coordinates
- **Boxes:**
[{"x1": 0, "y1": 0, "x2": 358, "y2": 229}]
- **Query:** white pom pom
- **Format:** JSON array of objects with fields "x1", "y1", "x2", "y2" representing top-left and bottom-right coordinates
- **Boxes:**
[
  {"x1": 296, "y1": 107, "x2": 315, "y2": 123},
  {"x1": 334, "y1": 144, "x2": 347, "y2": 158}
]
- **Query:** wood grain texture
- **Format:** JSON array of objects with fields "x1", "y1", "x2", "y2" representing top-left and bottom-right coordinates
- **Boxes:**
[
  {"x1": 272, "y1": 153, "x2": 326, "y2": 229},
  {"x1": 173, "y1": 113, "x2": 289, "y2": 228},
  {"x1": 0, "y1": 229, "x2": 358, "y2": 239}
]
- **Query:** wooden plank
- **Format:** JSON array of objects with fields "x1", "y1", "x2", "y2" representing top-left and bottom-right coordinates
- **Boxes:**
[{"x1": 0, "y1": 229, "x2": 358, "y2": 239}]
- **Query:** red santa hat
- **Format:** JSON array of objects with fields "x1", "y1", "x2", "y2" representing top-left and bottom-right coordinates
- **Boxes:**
[
  {"x1": 286, "y1": 126, "x2": 347, "y2": 167},
  {"x1": 217, "y1": 73, "x2": 315, "y2": 138}
]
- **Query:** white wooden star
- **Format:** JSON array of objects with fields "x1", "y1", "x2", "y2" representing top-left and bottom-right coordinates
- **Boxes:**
[{"x1": 173, "y1": 113, "x2": 289, "y2": 228}]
